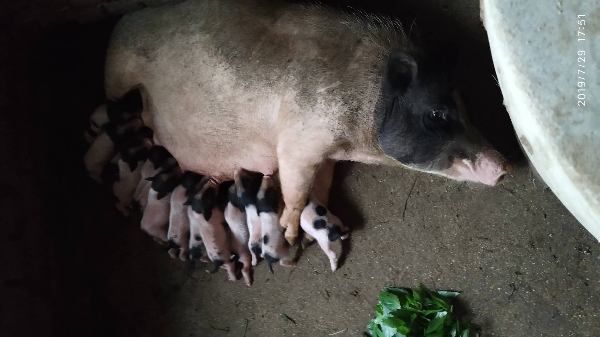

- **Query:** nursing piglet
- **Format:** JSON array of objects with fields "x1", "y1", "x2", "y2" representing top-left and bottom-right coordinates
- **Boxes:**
[
  {"x1": 141, "y1": 167, "x2": 181, "y2": 243},
  {"x1": 224, "y1": 184, "x2": 252, "y2": 286},
  {"x1": 187, "y1": 180, "x2": 236, "y2": 281},
  {"x1": 112, "y1": 136, "x2": 153, "y2": 216},
  {"x1": 132, "y1": 146, "x2": 177, "y2": 213},
  {"x1": 166, "y1": 171, "x2": 203, "y2": 261},
  {"x1": 233, "y1": 169, "x2": 263, "y2": 266},
  {"x1": 257, "y1": 175, "x2": 294, "y2": 273},
  {"x1": 84, "y1": 118, "x2": 144, "y2": 182},
  {"x1": 85, "y1": 88, "x2": 143, "y2": 142}
]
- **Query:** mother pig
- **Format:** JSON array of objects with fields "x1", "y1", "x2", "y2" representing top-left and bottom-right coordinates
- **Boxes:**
[{"x1": 103, "y1": 0, "x2": 509, "y2": 244}]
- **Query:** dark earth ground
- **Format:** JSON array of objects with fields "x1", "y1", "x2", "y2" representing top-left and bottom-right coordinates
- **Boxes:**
[{"x1": 1, "y1": 0, "x2": 599, "y2": 336}]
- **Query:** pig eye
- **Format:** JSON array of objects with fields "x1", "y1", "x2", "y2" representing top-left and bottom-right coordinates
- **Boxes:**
[{"x1": 430, "y1": 109, "x2": 447, "y2": 121}]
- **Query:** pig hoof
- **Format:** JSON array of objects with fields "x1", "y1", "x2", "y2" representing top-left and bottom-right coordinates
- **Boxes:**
[
  {"x1": 280, "y1": 259, "x2": 296, "y2": 268},
  {"x1": 224, "y1": 263, "x2": 237, "y2": 281},
  {"x1": 141, "y1": 229, "x2": 167, "y2": 245},
  {"x1": 329, "y1": 257, "x2": 338, "y2": 271},
  {"x1": 116, "y1": 204, "x2": 130, "y2": 217},
  {"x1": 178, "y1": 249, "x2": 189, "y2": 261},
  {"x1": 281, "y1": 208, "x2": 301, "y2": 245},
  {"x1": 242, "y1": 270, "x2": 252, "y2": 286},
  {"x1": 167, "y1": 248, "x2": 179, "y2": 259},
  {"x1": 152, "y1": 237, "x2": 166, "y2": 245},
  {"x1": 166, "y1": 239, "x2": 181, "y2": 259},
  {"x1": 189, "y1": 245, "x2": 205, "y2": 261},
  {"x1": 284, "y1": 229, "x2": 297, "y2": 246}
]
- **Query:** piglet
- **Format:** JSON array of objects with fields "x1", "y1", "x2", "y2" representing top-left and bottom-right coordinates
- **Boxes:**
[
  {"x1": 257, "y1": 175, "x2": 294, "y2": 273},
  {"x1": 300, "y1": 197, "x2": 349, "y2": 271},
  {"x1": 86, "y1": 88, "x2": 143, "y2": 141},
  {"x1": 233, "y1": 169, "x2": 263, "y2": 266},
  {"x1": 166, "y1": 171, "x2": 203, "y2": 261},
  {"x1": 112, "y1": 137, "x2": 153, "y2": 216},
  {"x1": 141, "y1": 167, "x2": 181, "y2": 244},
  {"x1": 224, "y1": 184, "x2": 252, "y2": 286},
  {"x1": 84, "y1": 118, "x2": 144, "y2": 182},
  {"x1": 132, "y1": 146, "x2": 177, "y2": 212},
  {"x1": 187, "y1": 180, "x2": 236, "y2": 281}
]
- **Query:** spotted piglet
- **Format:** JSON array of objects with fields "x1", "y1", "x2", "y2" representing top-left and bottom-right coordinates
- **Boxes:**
[
  {"x1": 257, "y1": 176, "x2": 294, "y2": 273},
  {"x1": 132, "y1": 146, "x2": 177, "y2": 213},
  {"x1": 166, "y1": 171, "x2": 203, "y2": 261},
  {"x1": 224, "y1": 184, "x2": 252, "y2": 286},
  {"x1": 233, "y1": 169, "x2": 264, "y2": 266},
  {"x1": 84, "y1": 88, "x2": 143, "y2": 143},
  {"x1": 141, "y1": 167, "x2": 182, "y2": 244},
  {"x1": 111, "y1": 133, "x2": 153, "y2": 216},
  {"x1": 300, "y1": 198, "x2": 350, "y2": 271},
  {"x1": 186, "y1": 176, "x2": 210, "y2": 261},
  {"x1": 84, "y1": 118, "x2": 145, "y2": 182},
  {"x1": 187, "y1": 180, "x2": 237, "y2": 281}
]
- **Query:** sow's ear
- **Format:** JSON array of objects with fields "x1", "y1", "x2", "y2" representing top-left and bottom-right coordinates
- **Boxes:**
[{"x1": 385, "y1": 50, "x2": 418, "y2": 96}]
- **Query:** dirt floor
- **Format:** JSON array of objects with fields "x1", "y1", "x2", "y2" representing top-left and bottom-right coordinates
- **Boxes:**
[{"x1": 1, "y1": 0, "x2": 599, "y2": 337}]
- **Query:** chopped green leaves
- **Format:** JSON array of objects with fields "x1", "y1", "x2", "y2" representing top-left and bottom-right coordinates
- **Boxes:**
[{"x1": 366, "y1": 284, "x2": 480, "y2": 337}]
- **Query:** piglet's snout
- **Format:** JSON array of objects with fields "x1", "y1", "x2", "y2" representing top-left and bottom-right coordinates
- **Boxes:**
[{"x1": 446, "y1": 150, "x2": 510, "y2": 186}]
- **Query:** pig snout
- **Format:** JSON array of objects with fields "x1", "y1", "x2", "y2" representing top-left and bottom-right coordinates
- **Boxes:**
[{"x1": 443, "y1": 149, "x2": 510, "y2": 186}]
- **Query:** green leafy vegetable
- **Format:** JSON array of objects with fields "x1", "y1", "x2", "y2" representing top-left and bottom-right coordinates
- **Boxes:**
[
  {"x1": 380, "y1": 292, "x2": 402, "y2": 312},
  {"x1": 366, "y1": 284, "x2": 480, "y2": 337}
]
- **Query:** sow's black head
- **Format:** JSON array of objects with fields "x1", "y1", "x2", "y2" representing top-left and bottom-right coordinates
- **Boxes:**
[{"x1": 377, "y1": 50, "x2": 509, "y2": 186}]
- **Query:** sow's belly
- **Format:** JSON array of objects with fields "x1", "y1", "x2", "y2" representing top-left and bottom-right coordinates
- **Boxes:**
[{"x1": 144, "y1": 84, "x2": 282, "y2": 181}]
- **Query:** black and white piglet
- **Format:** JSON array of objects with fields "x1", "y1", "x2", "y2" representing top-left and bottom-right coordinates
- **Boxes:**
[
  {"x1": 257, "y1": 175, "x2": 294, "y2": 273},
  {"x1": 111, "y1": 134, "x2": 153, "y2": 216},
  {"x1": 186, "y1": 179, "x2": 237, "y2": 281},
  {"x1": 233, "y1": 169, "x2": 264, "y2": 266},
  {"x1": 224, "y1": 183, "x2": 252, "y2": 286},
  {"x1": 166, "y1": 171, "x2": 203, "y2": 261},
  {"x1": 300, "y1": 197, "x2": 349, "y2": 271},
  {"x1": 132, "y1": 146, "x2": 177, "y2": 213},
  {"x1": 84, "y1": 88, "x2": 143, "y2": 142},
  {"x1": 84, "y1": 118, "x2": 145, "y2": 182},
  {"x1": 141, "y1": 166, "x2": 182, "y2": 244}
]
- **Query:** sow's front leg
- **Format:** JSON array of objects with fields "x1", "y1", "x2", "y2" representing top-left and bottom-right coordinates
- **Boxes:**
[
  {"x1": 277, "y1": 130, "x2": 331, "y2": 245},
  {"x1": 302, "y1": 159, "x2": 337, "y2": 247}
]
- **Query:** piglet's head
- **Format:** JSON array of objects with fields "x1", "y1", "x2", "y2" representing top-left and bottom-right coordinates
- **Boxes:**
[{"x1": 378, "y1": 50, "x2": 510, "y2": 186}]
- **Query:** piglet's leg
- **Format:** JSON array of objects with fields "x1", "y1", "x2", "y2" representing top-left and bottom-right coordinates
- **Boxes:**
[
  {"x1": 84, "y1": 132, "x2": 115, "y2": 182},
  {"x1": 277, "y1": 140, "x2": 327, "y2": 245},
  {"x1": 316, "y1": 238, "x2": 338, "y2": 272},
  {"x1": 188, "y1": 208, "x2": 206, "y2": 261},
  {"x1": 168, "y1": 186, "x2": 191, "y2": 261},
  {"x1": 245, "y1": 205, "x2": 262, "y2": 266},
  {"x1": 140, "y1": 190, "x2": 170, "y2": 243}
]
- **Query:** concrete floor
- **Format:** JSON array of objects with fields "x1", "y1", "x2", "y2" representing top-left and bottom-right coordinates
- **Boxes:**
[
  {"x1": 2, "y1": 0, "x2": 599, "y2": 336},
  {"x1": 82, "y1": 162, "x2": 600, "y2": 337}
]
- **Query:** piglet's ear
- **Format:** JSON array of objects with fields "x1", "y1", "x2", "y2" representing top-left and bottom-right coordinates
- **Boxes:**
[{"x1": 385, "y1": 51, "x2": 418, "y2": 95}]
